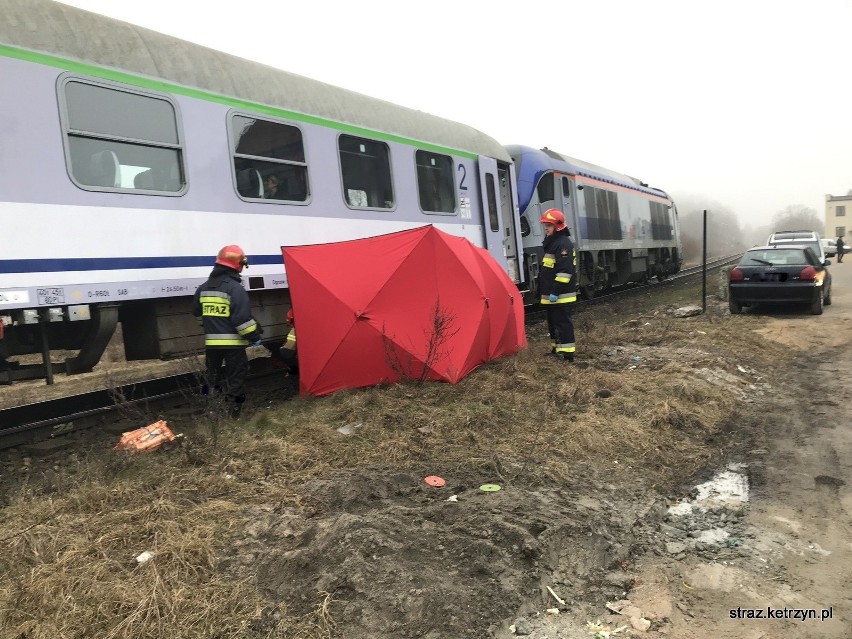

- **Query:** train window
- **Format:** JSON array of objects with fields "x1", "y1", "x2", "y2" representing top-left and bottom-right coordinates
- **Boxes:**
[
  {"x1": 485, "y1": 173, "x2": 499, "y2": 232},
  {"x1": 61, "y1": 79, "x2": 184, "y2": 193},
  {"x1": 231, "y1": 115, "x2": 309, "y2": 203},
  {"x1": 415, "y1": 151, "x2": 455, "y2": 214},
  {"x1": 339, "y1": 135, "x2": 394, "y2": 209},
  {"x1": 650, "y1": 202, "x2": 673, "y2": 240},
  {"x1": 536, "y1": 172, "x2": 554, "y2": 203},
  {"x1": 562, "y1": 176, "x2": 571, "y2": 198},
  {"x1": 579, "y1": 186, "x2": 622, "y2": 240}
]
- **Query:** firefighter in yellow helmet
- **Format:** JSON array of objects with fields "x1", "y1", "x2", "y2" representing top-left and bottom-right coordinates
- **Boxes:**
[
  {"x1": 192, "y1": 245, "x2": 262, "y2": 417},
  {"x1": 538, "y1": 209, "x2": 577, "y2": 362}
]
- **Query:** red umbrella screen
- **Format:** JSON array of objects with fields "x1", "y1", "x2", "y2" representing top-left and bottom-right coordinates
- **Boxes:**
[{"x1": 282, "y1": 226, "x2": 526, "y2": 396}]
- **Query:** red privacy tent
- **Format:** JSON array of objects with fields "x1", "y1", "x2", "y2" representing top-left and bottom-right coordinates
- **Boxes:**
[{"x1": 281, "y1": 226, "x2": 526, "y2": 397}]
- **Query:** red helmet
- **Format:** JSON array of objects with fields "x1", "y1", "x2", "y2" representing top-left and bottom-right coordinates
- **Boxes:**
[
  {"x1": 215, "y1": 245, "x2": 248, "y2": 271},
  {"x1": 540, "y1": 208, "x2": 567, "y2": 231},
  {"x1": 286, "y1": 309, "x2": 294, "y2": 324}
]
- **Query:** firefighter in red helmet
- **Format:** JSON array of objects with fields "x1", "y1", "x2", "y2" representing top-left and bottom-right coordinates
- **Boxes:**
[
  {"x1": 192, "y1": 244, "x2": 262, "y2": 417},
  {"x1": 538, "y1": 209, "x2": 577, "y2": 362}
]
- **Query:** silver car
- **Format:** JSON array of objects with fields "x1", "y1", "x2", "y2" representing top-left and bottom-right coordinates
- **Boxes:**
[{"x1": 767, "y1": 230, "x2": 829, "y2": 265}]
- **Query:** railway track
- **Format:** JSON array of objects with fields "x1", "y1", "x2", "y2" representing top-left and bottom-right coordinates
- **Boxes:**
[
  {"x1": 0, "y1": 372, "x2": 198, "y2": 450},
  {"x1": 0, "y1": 255, "x2": 739, "y2": 451},
  {"x1": 0, "y1": 362, "x2": 290, "y2": 451},
  {"x1": 524, "y1": 254, "x2": 740, "y2": 322}
]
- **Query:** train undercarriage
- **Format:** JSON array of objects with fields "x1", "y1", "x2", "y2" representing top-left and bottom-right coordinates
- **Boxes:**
[
  {"x1": 577, "y1": 246, "x2": 681, "y2": 299},
  {"x1": 522, "y1": 246, "x2": 681, "y2": 304},
  {"x1": 0, "y1": 291, "x2": 290, "y2": 384}
]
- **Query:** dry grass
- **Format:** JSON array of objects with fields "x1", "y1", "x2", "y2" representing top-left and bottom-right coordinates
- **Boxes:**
[{"x1": 0, "y1": 285, "x2": 789, "y2": 638}]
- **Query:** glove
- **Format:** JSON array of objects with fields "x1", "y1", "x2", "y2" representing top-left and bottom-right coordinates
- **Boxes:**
[
  {"x1": 548, "y1": 294, "x2": 558, "y2": 303},
  {"x1": 251, "y1": 339, "x2": 262, "y2": 347}
]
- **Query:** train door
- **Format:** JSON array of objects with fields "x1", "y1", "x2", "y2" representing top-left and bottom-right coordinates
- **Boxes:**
[{"x1": 478, "y1": 156, "x2": 521, "y2": 283}]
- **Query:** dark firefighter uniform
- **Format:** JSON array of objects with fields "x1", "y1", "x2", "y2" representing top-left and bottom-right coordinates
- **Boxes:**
[
  {"x1": 192, "y1": 245, "x2": 261, "y2": 415},
  {"x1": 279, "y1": 309, "x2": 299, "y2": 375},
  {"x1": 539, "y1": 217, "x2": 577, "y2": 361}
]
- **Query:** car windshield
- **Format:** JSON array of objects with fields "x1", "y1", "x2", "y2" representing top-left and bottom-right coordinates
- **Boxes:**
[{"x1": 742, "y1": 248, "x2": 813, "y2": 266}]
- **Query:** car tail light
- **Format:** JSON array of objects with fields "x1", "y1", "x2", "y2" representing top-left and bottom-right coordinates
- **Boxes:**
[
  {"x1": 800, "y1": 266, "x2": 817, "y2": 281},
  {"x1": 729, "y1": 267, "x2": 745, "y2": 281}
]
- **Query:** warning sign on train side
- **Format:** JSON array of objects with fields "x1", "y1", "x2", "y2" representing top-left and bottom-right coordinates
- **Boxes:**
[{"x1": 459, "y1": 196, "x2": 471, "y2": 219}]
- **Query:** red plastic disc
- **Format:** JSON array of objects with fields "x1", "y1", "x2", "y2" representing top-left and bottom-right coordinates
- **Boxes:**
[{"x1": 424, "y1": 475, "x2": 446, "y2": 487}]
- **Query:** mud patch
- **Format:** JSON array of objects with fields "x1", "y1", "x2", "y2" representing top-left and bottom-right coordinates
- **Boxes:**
[{"x1": 227, "y1": 467, "x2": 657, "y2": 638}]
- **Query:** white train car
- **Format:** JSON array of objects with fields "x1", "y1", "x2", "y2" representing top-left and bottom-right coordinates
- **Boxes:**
[{"x1": 0, "y1": 0, "x2": 523, "y2": 381}]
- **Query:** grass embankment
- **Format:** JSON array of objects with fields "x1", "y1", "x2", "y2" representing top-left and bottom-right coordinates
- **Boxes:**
[{"x1": 0, "y1": 285, "x2": 786, "y2": 638}]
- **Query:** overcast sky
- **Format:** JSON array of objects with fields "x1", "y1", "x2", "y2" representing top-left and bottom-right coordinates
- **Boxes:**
[{"x1": 57, "y1": 0, "x2": 852, "y2": 227}]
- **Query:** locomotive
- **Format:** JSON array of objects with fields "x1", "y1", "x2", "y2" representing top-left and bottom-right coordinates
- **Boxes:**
[{"x1": 0, "y1": 0, "x2": 679, "y2": 382}]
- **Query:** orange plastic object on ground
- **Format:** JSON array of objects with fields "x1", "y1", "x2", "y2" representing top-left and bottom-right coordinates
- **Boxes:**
[{"x1": 114, "y1": 420, "x2": 177, "y2": 452}]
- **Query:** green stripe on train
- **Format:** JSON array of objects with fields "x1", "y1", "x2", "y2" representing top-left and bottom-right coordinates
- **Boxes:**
[{"x1": 0, "y1": 43, "x2": 477, "y2": 160}]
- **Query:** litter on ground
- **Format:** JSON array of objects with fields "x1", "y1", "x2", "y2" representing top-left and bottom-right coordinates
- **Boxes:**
[{"x1": 114, "y1": 420, "x2": 177, "y2": 452}]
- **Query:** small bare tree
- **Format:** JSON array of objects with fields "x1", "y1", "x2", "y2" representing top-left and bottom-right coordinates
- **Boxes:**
[{"x1": 383, "y1": 298, "x2": 460, "y2": 383}]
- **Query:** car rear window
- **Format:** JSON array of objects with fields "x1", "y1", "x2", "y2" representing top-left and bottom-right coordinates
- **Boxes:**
[
  {"x1": 742, "y1": 248, "x2": 811, "y2": 266},
  {"x1": 769, "y1": 240, "x2": 821, "y2": 256},
  {"x1": 772, "y1": 232, "x2": 816, "y2": 240}
]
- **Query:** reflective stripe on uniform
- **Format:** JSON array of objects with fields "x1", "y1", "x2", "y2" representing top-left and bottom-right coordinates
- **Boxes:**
[
  {"x1": 540, "y1": 293, "x2": 577, "y2": 304},
  {"x1": 235, "y1": 319, "x2": 258, "y2": 335},
  {"x1": 205, "y1": 332, "x2": 247, "y2": 347},
  {"x1": 555, "y1": 272, "x2": 572, "y2": 283},
  {"x1": 542, "y1": 253, "x2": 556, "y2": 268},
  {"x1": 283, "y1": 328, "x2": 297, "y2": 351},
  {"x1": 555, "y1": 343, "x2": 576, "y2": 353},
  {"x1": 205, "y1": 338, "x2": 249, "y2": 346},
  {"x1": 201, "y1": 291, "x2": 230, "y2": 300}
]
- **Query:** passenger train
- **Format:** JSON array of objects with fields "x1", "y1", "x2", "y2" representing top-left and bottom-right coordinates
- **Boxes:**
[{"x1": 0, "y1": 0, "x2": 681, "y2": 382}]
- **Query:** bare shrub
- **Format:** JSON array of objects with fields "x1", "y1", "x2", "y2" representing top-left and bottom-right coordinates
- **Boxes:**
[{"x1": 383, "y1": 298, "x2": 460, "y2": 383}]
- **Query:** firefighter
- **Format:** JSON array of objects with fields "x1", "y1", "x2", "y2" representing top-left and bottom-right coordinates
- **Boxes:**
[
  {"x1": 280, "y1": 308, "x2": 299, "y2": 375},
  {"x1": 538, "y1": 209, "x2": 577, "y2": 362},
  {"x1": 192, "y1": 244, "x2": 262, "y2": 417}
]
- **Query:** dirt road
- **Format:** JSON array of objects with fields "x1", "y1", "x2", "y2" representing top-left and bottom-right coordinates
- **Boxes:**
[{"x1": 521, "y1": 264, "x2": 852, "y2": 638}]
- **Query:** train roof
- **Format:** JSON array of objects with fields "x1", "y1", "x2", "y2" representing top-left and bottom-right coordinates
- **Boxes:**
[
  {"x1": 507, "y1": 145, "x2": 671, "y2": 200},
  {"x1": 0, "y1": 0, "x2": 509, "y2": 162}
]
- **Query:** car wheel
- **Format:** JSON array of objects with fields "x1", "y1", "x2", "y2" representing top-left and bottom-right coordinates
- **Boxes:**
[
  {"x1": 810, "y1": 291, "x2": 824, "y2": 315},
  {"x1": 729, "y1": 298, "x2": 742, "y2": 315}
]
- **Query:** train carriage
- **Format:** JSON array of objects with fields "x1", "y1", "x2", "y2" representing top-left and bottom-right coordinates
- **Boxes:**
[
  {"x1": 508, "y1": 145, "x2": 682, "y2": 301},
  {"x1": 0, "y1": 0, "x2": 523, "y2": 381}
]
